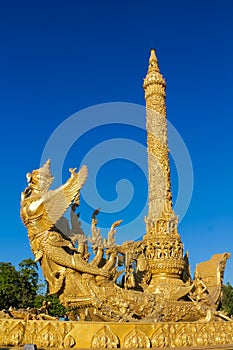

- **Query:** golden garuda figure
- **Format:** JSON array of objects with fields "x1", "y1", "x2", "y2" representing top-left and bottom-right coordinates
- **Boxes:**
[{"x1": 20, "y1": 161, "x2": 109, "y2": 300}]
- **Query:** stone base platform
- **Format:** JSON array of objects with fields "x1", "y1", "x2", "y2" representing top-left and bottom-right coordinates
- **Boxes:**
[{"x1": 1, "y1": 319, "x2": 233, "y2": 349}]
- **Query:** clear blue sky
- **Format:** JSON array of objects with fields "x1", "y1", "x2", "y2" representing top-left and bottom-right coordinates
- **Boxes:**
[{"x1": 0, "y1": 0, "x2": 232, "y2": 284}]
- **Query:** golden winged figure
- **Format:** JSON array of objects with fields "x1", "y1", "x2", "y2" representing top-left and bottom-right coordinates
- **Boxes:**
[
  {"x1": 21, "y1": 160, "x2": 88, "y2": 237},
  {"x1": 20, "y1": 160, "x2": 109, "y2": 302}
]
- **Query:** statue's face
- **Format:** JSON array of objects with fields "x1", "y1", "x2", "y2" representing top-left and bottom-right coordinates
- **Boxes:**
[
  {"x1": 26, "y1": 161, "x2": 54, "y2": 193},
  {"x1": 27, "y1": 170, "x2": 44, "y2": 191},
  {"x1": 30, "y1": 171, "x2": 40, "y2": 186}
]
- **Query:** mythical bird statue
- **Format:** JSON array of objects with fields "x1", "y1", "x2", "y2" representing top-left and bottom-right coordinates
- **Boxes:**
[{"x1": 20, "y1": 160, "x2": 110, "y2": 306}]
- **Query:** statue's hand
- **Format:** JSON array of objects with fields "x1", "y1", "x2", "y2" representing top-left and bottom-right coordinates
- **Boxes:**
[{"x1": 69, "y1": 168, "x2": 78, "y2": 178}]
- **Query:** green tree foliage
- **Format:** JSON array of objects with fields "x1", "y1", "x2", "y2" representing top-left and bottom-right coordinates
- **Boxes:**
[
  {"x1": 18, "y1": 258, "x2": 39, "y2": 308},
  {"x1": 0, "y1": 258, "x2": 39, "y2": 309},
  {"x1": 34, "y1": 293, "x2": 67, "y2": 317},
  {"x1": 0, "y1": 262, "x2": 20, "y2": 309},
  {"x1": 46, "y1": 294, "x2": 67, "y2": 317},
  {"x1": 0, "y1": 258, "x2": 66, "y2": 316},
  {"x1": 221, "y1": 282, "x2": 233, "y2": 316}
]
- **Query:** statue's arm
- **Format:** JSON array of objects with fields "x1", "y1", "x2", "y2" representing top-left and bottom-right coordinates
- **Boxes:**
[{"x1": 26, "y1": 198, "x2": 44, "y2": 217}]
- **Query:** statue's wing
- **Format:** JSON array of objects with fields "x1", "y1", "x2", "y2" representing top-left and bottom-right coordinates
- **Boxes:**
[{"x1": 41, "y1": 166, "x2": 88, "y2": 231}]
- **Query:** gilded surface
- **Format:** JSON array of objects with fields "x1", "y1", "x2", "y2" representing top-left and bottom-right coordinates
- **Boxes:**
[
  {"x1": 18, "y1": 50, "x2": 231, "y2": 323},
  {"x1": 90, "y1": 325, "x2": 119, "y2": 348},
  {"x1": 10, "y1": 49, "x2": 232, "y2": 347},
  {"x1": 19, "y1": 161, "x2": 230, "y2": 322},
  {"x1": 1, "y1": 320, "x2": 233, "y2": 348}
]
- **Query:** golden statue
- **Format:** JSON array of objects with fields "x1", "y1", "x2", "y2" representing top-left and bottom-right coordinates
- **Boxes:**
[
  {"x1": 10, "y1": 49, "x2": 232, "y2": 349},
  {"x1": 20, "y1": 51, "x2": 231, "y2": 324}
]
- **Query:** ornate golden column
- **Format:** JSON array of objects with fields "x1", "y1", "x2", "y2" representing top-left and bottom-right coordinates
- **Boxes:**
[
  {"x1": 143, "y1": 50, "x2": 185, "y2": 292},
  {"x1": 144, "y1": 49, "x2": 173, "y2": 223}
]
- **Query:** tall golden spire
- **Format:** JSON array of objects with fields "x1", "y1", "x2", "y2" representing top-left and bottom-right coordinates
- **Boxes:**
[
  {"x1": 143, "y1": 49, "x2": 185, "y2": 291},
  {"x1": 143, "y1": 49, "x2": 174, "y2": 235}
]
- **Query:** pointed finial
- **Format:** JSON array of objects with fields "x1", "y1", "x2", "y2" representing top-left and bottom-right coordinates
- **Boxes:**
[
  {"x1": 143, "y1": 49, "x2": 165, "y2": 90},
  {"x1": 148, "y1": 48, "x2": 160, "y2": 73},
  {"x1": 149, "y1": 48, "x2": 157, "y2": 63}
]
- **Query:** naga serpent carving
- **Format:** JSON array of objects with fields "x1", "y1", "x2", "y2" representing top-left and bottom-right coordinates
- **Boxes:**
[{"x1": 20, "y1": 160, "x2": 231, "y2": 322}]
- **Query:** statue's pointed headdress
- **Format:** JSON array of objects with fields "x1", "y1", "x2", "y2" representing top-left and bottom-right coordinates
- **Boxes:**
[
  {"x1": 27, "y1": 159, "x2": 54, "y2": 192},
  {"x1": 39, "y1": 159, "x2": 54, "y2": 180}
]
